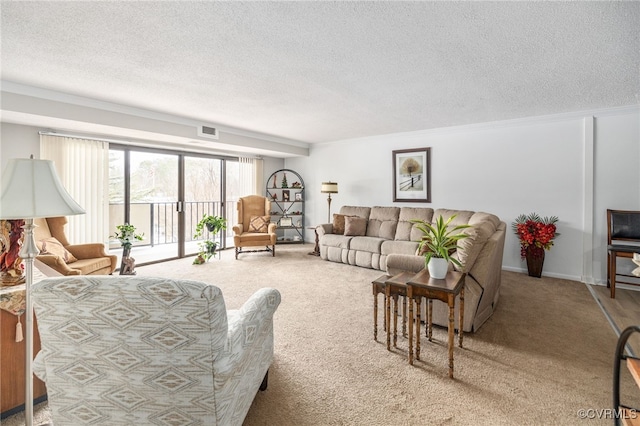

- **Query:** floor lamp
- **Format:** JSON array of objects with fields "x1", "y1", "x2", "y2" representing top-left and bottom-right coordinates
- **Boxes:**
[
  {"x1": 321, "y1": 182, "x2": 338, "y2": 223},
  {"x1": 0, "y1": 157, "x2": 85, "y2": 426}
]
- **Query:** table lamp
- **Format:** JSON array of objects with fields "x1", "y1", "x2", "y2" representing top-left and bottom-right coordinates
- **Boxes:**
[
  {"x1": 0, "y1": 156, "x2": 85, "y2": 426},
  {"x1": 321, "y1": 182, "x2": 338, "y2": 223}
]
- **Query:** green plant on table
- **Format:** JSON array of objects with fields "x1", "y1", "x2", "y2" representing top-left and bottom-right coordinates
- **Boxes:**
[
  {"x1": 410, "y1": 215, "x2": 471, "y2": 268},
  {"x1": 112, "y1": 224, "x2": 144, "y2": 250}
]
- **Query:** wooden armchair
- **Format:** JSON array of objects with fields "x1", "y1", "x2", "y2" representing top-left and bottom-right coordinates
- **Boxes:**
[
  {"x1": 232, "y1": 195, "x2": 277, "y2": 259},
  {"x1": 33, "y1": 217, "x2": 116, "y2": 275},
  {"x1": 607, "y1": 209, "x2": 640, "y2": 298}
]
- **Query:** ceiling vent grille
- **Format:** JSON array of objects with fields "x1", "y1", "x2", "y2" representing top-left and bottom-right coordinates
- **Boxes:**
[{"x1": 197, "y1": 125, "x2": 219, "y2": 140}]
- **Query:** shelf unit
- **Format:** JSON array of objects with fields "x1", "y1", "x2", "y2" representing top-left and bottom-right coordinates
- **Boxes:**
[
  {"x1": 614, "y1": 325, "x2": 640, "y2": 425},
  {"x1": 266, "y1": 169, "x2": 304, "y2": 244}
]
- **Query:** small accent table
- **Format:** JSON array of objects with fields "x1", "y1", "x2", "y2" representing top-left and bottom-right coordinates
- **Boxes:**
[
  {"x1": 384, "y1": 272, "x2": 412, "y2": 350},
  {"x1": 307, "y1": 227, "x2": 320, "y2": 256},
  {"x1": 371, "y1": 274, "x2": 390, "y2": 342},
  {"x1": 407, "y1": 269, "x2": 465, "y2": 378}
]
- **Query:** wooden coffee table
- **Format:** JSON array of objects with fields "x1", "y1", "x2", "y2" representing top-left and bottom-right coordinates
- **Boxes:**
[{"x1": 407, "y1": 269, "x2": 465, "y2": 378}]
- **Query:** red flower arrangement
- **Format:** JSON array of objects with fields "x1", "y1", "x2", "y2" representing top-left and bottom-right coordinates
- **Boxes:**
[{"x1": 512, "y1": 213, "x2": 559, "y2": 258}]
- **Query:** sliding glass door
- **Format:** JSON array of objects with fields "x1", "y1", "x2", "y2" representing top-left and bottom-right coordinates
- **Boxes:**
[{"x1": 109, "y1": 146, "x2": 238, "y2": 265}]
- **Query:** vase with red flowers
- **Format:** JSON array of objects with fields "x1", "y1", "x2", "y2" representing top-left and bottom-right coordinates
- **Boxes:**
[{"x1": 512, "y1": 213, "x2": 559, "y2": 278}]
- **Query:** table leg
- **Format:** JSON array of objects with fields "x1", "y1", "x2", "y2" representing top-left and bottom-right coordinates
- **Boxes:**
[
  {"x1": 415, "y1": 297, "x2": 421, "y2": 361},
  {"x1": 373, "y1": 288, "x2": 378, "y2": 341},
  {"x1": 408, "y1": 294, "x2": 414, "y2": 365},
  {"x1": 385, "y1": 286, "x2": 391, "y2": 351},
  {"x1": 402, "y1": 296, "x2": 407, "y2": 338},
  {"x1": 459, "y1": 287, "x2": 464, "y2": 348},
  {"x1": 428, "y1": 299, "x2": 433, "y2": 341},
  {"x1": 448, "y1": 293, "x2": 455, "y2": 379},
  {"x1": 393, "y1": 293, "x2": 399, "y2": 348}
]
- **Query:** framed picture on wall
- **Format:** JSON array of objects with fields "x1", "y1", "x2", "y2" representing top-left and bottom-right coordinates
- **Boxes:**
[{"x1": 392, "y1": 147, "x2": 431, "y2": 202}]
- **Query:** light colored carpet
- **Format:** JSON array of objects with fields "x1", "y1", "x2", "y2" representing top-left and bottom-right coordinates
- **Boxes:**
[{"x1": 4, "y1": 244, "x2": 637, "y2": 425}]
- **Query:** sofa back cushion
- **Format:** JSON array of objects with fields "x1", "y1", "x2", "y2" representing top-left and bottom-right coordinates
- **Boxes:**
[
  {"x1": 367, "y1": 207, "x2": 400, "y2": 239},
  {"x1": 338, "y1": 206, "x2": 371, "y2": 220},
  {"x1": 432, "y1": 209, "x2": 474, "y2": 226},
  {"x1": 453, "y1": 212, "x2": 500, "y2": 273},
  {"x1": 395, "y1": 207, "x2": 434, "y2": 241}
]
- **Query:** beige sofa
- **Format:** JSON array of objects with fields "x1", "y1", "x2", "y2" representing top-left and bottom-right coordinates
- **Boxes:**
[{"x1": 316, "y1": 206, "x2": 506, "y2": 332}]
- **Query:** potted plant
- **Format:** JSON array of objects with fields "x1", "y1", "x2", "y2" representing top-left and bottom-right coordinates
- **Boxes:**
[
  {"x1": 512, "y1": 213, "x2": 559, "y2": 277},
  {"x1": 410, "y1": 215, "x2": 471, "y2": 279},
  {"x1": 112, "y1": 223, "x2": 144, "y2": 274},
  {"x1": 193, "y1": 214, "x2": 227, "y2": 264},
  {"x1": 112, "y1": 223, "x2": 144, "y2": 255}
]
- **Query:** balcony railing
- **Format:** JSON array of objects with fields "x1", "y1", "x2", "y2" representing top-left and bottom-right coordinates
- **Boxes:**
[{"x1": 109, "y1": 200, "x2": 238, "y2": 249}]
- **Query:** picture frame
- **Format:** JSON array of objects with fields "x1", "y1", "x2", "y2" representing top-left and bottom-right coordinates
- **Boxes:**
[
  {"x1": 279, "y1": 217, "x2": 292, "y2": 227},
  {"x1": 295, "y1": 192, "x2": 302, "y2": 201},
  {"x1": 392, "y1": 147, "x2": 431, "y2": 203},
  {"x1": 282, "y1": 190, "x2": 290, "y2": 202}
]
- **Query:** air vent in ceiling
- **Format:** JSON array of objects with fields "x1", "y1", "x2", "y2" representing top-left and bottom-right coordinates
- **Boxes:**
[{"x1": 197, "y1": 125, "x2": 219, "y2": 140}]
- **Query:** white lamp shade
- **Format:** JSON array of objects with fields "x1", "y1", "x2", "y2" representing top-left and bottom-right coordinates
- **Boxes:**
[
  {"x1": 0, "y1": 158, "x2": 85, "y2": 219},
  {"x1": 321, "y1": 182, "x2": 338, "y2": 194}
]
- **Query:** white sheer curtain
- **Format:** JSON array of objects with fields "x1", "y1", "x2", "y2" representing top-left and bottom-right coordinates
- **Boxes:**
[
  {"x1": 40, "y1": 134, "x2": 109, "y2": 245},
  {"x1": 239, "y1": 157, "x2": 263, "y2": 196}
]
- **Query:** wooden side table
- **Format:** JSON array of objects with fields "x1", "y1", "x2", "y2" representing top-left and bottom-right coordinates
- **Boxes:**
[
  {"x1": 372, "y1": 274, "x2": 390, "y2": 342},
  {"x1": 407, "y1": 269, "x2": 465, "y2": 378}
]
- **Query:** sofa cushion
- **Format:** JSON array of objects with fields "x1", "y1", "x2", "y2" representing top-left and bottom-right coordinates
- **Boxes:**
[
  {"x1": 350, "y1": 236, "x2": 385, "y2": 252},
  {"x1": 366, "y1": 207, "x2": 400, "y2": 239},
  {"x1": 248, "y1": 215, "x2": 270, "y2": 233},
  {"x1": 381, "y1": 240, "x2": 419, "y2": 256},
  {"x1": 321, "y1": 234, "x2": 352, "y2": 249},
  {"x1": 332, "y1": 213, "x2": 350, "y2": 235},
  {"x1": 338, "y1": 206, "x2": 371, "y2": 220},
  {"x1": 395, "y1": 207, "x2": 434, "y2": 241},
  {"x1": 453, "y1": 218, "x2": 496, "y2": 273},
  {"x1": 344, "y1": 216, "x2": 368, "y2": 236},
  {"x1": 433, "y1": 209, "x2": 474, "y2": 226},
  {"x1": 36, "y1": 237, "x2": 78, "y2": 263}
]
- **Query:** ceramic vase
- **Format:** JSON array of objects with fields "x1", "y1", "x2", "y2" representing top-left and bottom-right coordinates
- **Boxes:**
[{"x1": 428, "y1": 257, "x2": 449, "y2": 279}]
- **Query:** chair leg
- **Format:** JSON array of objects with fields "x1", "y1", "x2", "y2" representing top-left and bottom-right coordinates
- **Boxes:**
[
  {"x1": 235, "y1": 247, "x2": 239, "y2": 260},
  {"x1": 272, "y1": 245, "x2": 275, "y2": 257},
  {"x1": 259, "y1": 370, "x2": 269, "y2": 391},
  {"x1": 607, "y1": 252, "x2": 611, "y2": 288},
  {"x1": 610, "y1": 252, "x2": 617, "y2": 298}
]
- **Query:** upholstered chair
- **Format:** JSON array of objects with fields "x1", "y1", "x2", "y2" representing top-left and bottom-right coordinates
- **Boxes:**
[
  {"x1": 232, "y1": 195, "x2": 277, "y2": 259},
  {"x1": 33, "y1": 217, "x2": 116, "y2": 275},
  {"x1": 32, "y1": 276, "x2": 281, "y2": 426}
]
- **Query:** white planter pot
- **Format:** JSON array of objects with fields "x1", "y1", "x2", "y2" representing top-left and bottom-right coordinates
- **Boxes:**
[{"x1": 428, "y1": 257, "x2": 449, "y2": 279}]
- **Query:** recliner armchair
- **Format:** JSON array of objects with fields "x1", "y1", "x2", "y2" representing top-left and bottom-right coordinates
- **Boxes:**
[
  {"x1": 233, "y1": 195, "x2": 277, "y2": 259},
  {"x1": 32, "y1": 276, "x2": 282, "y2": 426},
  {"x1": 33, "y1": 216, "x2": 116, "y2": 275}
]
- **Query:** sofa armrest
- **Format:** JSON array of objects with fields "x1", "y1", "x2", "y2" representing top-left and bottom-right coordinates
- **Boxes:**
[
  {"x1": 66, "y1": 243, "x2": 110, "y2": 259},
  {"x1": 214, "y1": 288, "x2": 281, "y2": 381},
  {"x1": 36, "y1": 254, "x2": 81, "y2": 276},
  {"x1": 268, "y1": 223, "x2": 277, "y2": 234},
  {"x1": 385, "y1": 254, "x2": 425, "y2": 276},
  {"x1": 316, "y1": 223, "x2": 333, "y2": 237}
]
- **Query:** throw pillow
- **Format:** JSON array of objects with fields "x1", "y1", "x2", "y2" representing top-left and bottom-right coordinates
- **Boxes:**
[
  {"x1": 248, "y1": 215, "x2": 270, "y2": 233},
  {"x1": 332, "y1": 214, "x2": 349, "y2": 235},
  {"x1": 344, "y1": 216, "x2": 367, "y2": 236},
  {"x1": 36, "y1": 237, "x2": 78, "y2": 263}
]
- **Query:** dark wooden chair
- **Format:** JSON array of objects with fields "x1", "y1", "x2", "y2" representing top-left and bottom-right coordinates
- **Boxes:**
[{"x1": 607, "y1": 209, "x2": 640, "y2": 298}]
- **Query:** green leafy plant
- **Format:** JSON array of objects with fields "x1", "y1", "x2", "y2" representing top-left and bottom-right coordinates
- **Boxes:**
[
  {"x1": 193, "y1": 214, "x2": 227, "y2": 265},
  {"x1": 193, "y1": 214, "x2": 227, "y2": 239},
  {"x1": 112, "y1": 224, "x2": 144, "y2": 250},
  {"x1": 410, "y1": 215, "x2": 471, "y2": 268}
]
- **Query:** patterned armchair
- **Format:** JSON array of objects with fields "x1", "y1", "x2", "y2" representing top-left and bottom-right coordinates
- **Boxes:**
[{"x1": 32, "y1": 276, "x2": 281, "y2": 426}]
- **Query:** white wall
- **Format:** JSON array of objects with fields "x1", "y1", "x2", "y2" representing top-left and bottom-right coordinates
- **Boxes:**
[
  {"x1": 0, "y1": 122, "x2": 41, "y2": 167},
  {"x1": 284, "y1": 107, "x2": 640, "y2": 283}
]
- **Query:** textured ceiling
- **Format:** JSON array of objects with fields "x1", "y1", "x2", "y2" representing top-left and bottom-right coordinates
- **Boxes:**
[{"x1": 1, "y1": 1, "x2": 639, "y2": 144}]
